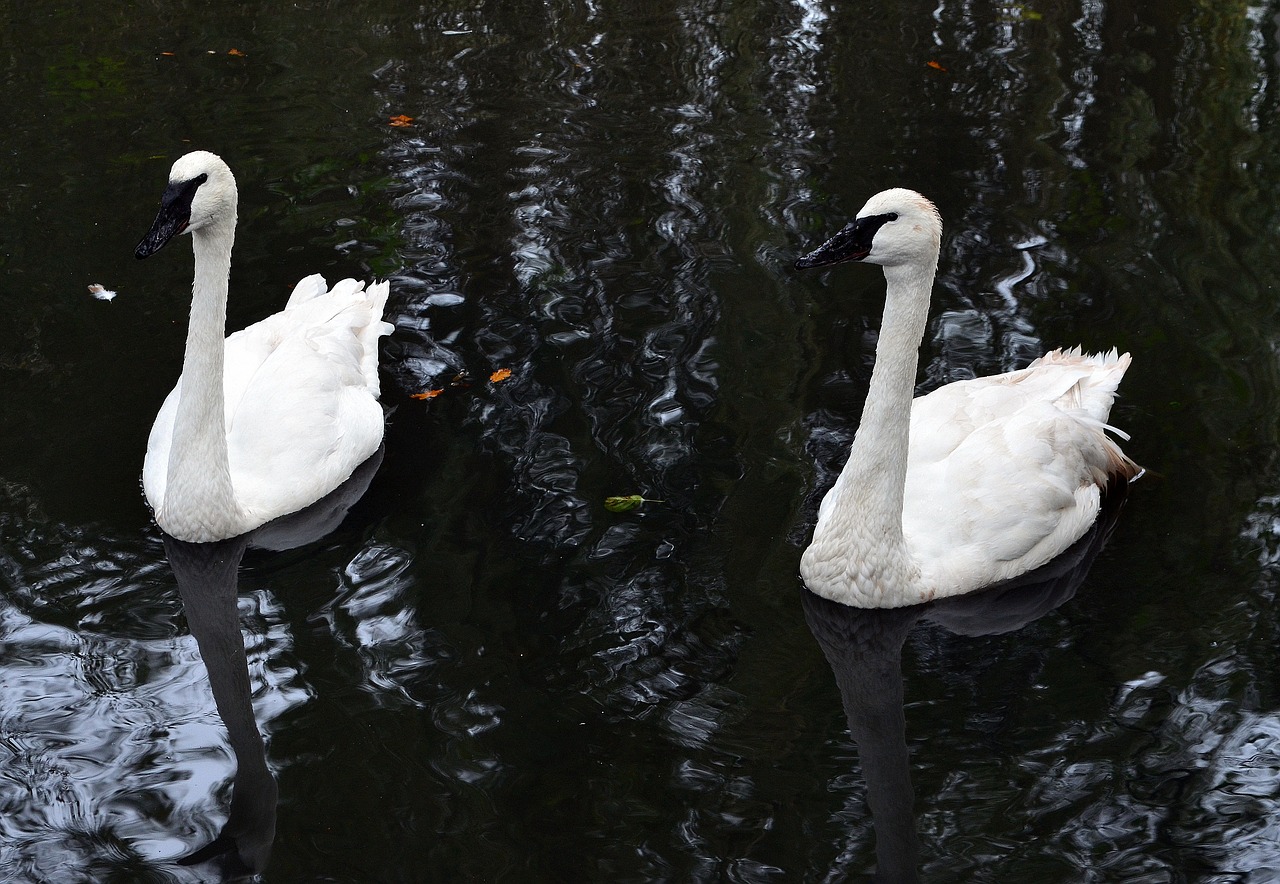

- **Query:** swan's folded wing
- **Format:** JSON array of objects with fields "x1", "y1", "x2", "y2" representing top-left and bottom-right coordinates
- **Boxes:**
[
  {"x1": 223, "y1": 279, "x2": 390, "y2": 405},
  {"x1": 224, "y1": 332, "x2": 385, "y2": 523},
  {"x1": 284, "y1": 273, "x2": 329, "y2": 308},
  {"x1": 220, "y1": 281, "x2": 391, "y2": 524},
  {"x1": 280, "y1": 278, "x2": 391, "y2": 394},
  {"x1": 903, "y1": 361, "x2": 1133, "y2": 593}
]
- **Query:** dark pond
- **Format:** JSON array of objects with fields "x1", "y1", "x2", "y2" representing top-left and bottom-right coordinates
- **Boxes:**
[{"x1": 3, "y1": 0, "x2": 1280, "y2": 881}]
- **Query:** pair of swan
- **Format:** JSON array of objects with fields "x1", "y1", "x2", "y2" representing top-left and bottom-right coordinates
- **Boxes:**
[{"x1": 135, "y1": 156, "x2": 1136, "y2": 610}]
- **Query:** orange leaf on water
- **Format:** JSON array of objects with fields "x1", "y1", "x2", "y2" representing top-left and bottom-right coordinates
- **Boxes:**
[
  {"x1": 388, "y1": 114, "x2": 415, "y2": 128},
  {"x1": 926, "y1": 60, "x2": 948, "y2": 72},
  {"x1": 489, "y1": 368, "x2": 512, "y2": 383},
  {"x1": 228, "y1": 48, "x2": 247, "y2": 57},
  {"x1": 410, "y1": 388, "x2": 444, "y2": 400},
  {"x1": 161, "y1": 51, "x2": 176, "y2": 57}
]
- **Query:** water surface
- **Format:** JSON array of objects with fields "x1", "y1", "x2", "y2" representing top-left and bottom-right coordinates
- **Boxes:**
[{"x1": 3, "y1": 1, "x2": 1280, "y2": 880}]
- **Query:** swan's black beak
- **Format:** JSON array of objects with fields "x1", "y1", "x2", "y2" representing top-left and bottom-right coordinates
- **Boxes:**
[
  {"x1": 795, "y1": 212, "x2": 898, "y2": 270},
  {"x1": 135, "y1": 173, "x2": 207, "y2": 259}
]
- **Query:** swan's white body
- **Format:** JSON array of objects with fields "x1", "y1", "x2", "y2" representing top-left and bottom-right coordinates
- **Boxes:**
[
  {"x1": 137, "y1": 151, "x2": 392, "y2": 543},
  {"x1": 798, "y1": 189, "x2": 1138, "y2": 608}
]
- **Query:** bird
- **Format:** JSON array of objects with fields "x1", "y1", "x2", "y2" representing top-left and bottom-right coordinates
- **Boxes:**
[
  {"x1": 135, "y1": 150, "x2": 393, "y2": 543},
  {"x1": 795, "y1": 188, "x2": 1139, "y2": 609}
]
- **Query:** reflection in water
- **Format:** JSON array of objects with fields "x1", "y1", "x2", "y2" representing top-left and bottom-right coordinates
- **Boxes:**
[
  {"x1": 802, "y1": 485, "x2": 1127, "y2": 881},
  {"x1": 370, "y1": 0, "x2": 742, "y2": 733},
  {"x1": 162, "y1": 449, "x2": 383, "y2": 877},
  {"x1": 164, "y1": 534, "x2": 274, "y2": 877}
]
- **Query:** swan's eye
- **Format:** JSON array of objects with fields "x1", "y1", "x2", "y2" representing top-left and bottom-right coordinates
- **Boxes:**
[{"x1": 886, "y1": 213, "x2": 899, "y2": 222}]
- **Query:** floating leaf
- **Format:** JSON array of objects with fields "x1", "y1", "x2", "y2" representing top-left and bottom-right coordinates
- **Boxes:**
[
  {"x1": 604, "y1": 495, "x2": 664, "y2": 513},
  {"x1": 998, "y1": 4, "x2": 1043, "y2": 21},
  {"x1": 388, "y1": 114, "x2": 414, "y2": 128},
  {"x1": 161, "y1": 51, "x2": 176, "y2": 57},
  {"x1": 228, "y1": 48, "x2": 246, "y2": 57},
  {"x1": 410, "y1": 388, "x2": 444, "y2": 400},
  {"x1": 489, "y1": 368, "x2": 512, "y2": 383},
  {"x1": 926, "y1": 60, "x2": 948, "y2": 72}
]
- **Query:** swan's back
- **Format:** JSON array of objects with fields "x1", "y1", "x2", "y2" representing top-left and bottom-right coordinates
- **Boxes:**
[
  {"x1": 283, "y1": 274, "x2": 391, "y2": 393},
  {"x1": 902, "y1": 347, "x2": 1138, "y2": 594}
]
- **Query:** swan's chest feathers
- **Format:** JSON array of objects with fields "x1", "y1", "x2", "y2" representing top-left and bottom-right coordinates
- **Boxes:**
[{"x1": 801, "y1": 481, "x2": 924, "y2": 608}]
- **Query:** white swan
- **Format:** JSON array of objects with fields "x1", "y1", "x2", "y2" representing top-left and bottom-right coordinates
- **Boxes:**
[
  {"x1": 796, "y1": 188, "x2": 1139, "y2": 608},
  {"x1": 135, "y1": 151, "x2": 393, "y2": 543}
]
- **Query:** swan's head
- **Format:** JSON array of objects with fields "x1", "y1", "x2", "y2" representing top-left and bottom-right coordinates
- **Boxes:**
[
  {"x1": 135, "y1": 151, "x2": 238, "y2": 259},
  {"x1": 795, "y1": 188, "x2": 941, "y2": 271}
]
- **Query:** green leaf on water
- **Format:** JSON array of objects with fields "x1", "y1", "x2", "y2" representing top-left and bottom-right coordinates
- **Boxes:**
[
  {"x1": 604, "y1": 495, "x2": 663, "y2": 513},
  {"x1": 998, "y1": 3, "x2": 1043, "y2": 21}
]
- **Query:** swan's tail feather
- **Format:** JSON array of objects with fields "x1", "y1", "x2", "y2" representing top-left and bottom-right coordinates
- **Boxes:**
[
  {"x1": 285, "y1": 273, "x2": 329, "y2": 308},
  {"x1": 286, "y1": 275, "x2": 393, "y2": 397},
  {"x1": 1034, "y1": 347, "x2": 1142, "y2": 484},
  {"x1": 360, "y1": 281, "x2": 393, "y2": 394},
  {"x1": 1035, "y1": 347, "x2": 1130, "y2": 421},
  {"x1": 1096, "y1": 429, "x2": 1143, "y2": 483}
]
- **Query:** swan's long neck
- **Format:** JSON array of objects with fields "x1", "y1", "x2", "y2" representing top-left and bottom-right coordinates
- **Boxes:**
[
  {"x1": 839, "y1": 261, "x2": 936, "y2": 540},
  {"x1": 163, "y1": 219, "x2": 244, "y2": 540},
  {"x1": 802, "y1": 258, "x2": 936, "y2": 605}
]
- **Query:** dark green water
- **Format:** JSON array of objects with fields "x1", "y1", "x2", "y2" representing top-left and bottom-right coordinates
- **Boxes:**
[{"x1": 3, "y1": 1, "x2": 1280, "y2": 880}]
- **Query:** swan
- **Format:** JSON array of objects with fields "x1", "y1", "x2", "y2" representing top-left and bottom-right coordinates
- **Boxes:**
[
  {"x1": 135, "y1": 151, "x2": 393, "y2": 543},
  {"x1": 796, "y1": 188, "x2": 1139, "y2": 608}
]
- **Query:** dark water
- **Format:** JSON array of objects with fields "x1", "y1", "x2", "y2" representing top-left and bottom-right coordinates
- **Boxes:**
[{"x1": 3, "y1": 0, "x2": 1280, "y2": 880}]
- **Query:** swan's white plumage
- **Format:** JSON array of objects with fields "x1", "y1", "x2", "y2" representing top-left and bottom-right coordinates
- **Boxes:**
[
  {"x1": 799, "y1": 189, "x2": 1138, "y2": 608},
  {"x1": 138, "y1": 152, "x2": 392, "y2": 542},
  {"x1": 143, "y1": 277, "x2": 391, "y2": 527},
  {"x1": 901, "y1": 348, "x2": 1131, "y2": 584}
]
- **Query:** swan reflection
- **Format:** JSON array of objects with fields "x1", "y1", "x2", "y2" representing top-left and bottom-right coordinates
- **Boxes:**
[
  {"x1": 162, "y1": 448, "x2": 382, "y2": 877},
  {"x1": 165, "y1": 533, "x2": 274, "y2": 877},
  {"x1": 802, "y1": 485, "x2": 1127, "y2": 882}
]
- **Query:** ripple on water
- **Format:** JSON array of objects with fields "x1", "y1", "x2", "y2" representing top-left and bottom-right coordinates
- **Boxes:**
[
  {"x1": 0, "y1": 602, "x2": 220, "y2": 878},
  {"x1": 907, "y1": 647, "x2": 1280, "y2": 880},
  {"x1": 1129, "y1": 658, "x2": 1280, "y2": 876},
  {"x1": 318, "y1": 542, "x2": 456, "y2": 708},
  {"x1": 0, "y1": 506, "x2": 307, "y2": 879}
]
